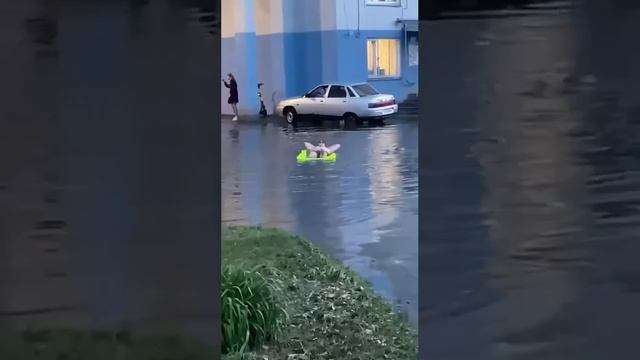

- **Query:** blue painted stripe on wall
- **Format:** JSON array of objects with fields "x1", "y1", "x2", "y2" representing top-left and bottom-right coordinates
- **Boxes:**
[
  {"x1": 242, "y1": 0, "x2": 256, "y2": 34},
  {"x1": 221, "y1": 29, "x2": 419, "y2": 115},
  {"x1": 255, "y1": 31, "x2": 286, "y2": 115},
  {"x1": 281, "y1": 0, "x2": 333, "y2": 34},
  {"x1": 221, "y1": 32, "x2": 259, "y2": 114}
]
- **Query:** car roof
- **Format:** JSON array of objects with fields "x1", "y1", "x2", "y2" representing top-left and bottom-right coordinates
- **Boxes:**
[{"x1": 313, "y1": 83, "x2": 371, "y2": 88}]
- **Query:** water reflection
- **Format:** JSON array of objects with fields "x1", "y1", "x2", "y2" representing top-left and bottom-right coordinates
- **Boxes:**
[
  {"x1": 477, "y1": 13, "x2": 589, "y2": 357},
  {"x1": 1, "y1": 0, "x2": 218, "y2": 346},
  {"x1": 221, "y1": 119, "x2": 419, "y2": 326},
  {"x1": 422, "y1": 5, "x2": 640, "y2": 359}
]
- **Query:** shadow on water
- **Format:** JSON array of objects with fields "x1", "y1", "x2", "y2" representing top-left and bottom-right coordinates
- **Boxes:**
[
  {"x1": 221, "y1": 117, "x2": 419, "y2": 326},
  {"x1": 422, "y1": 2, "x2": 640, "y2": 359},
  {"x1": 0, "y1": 0, "x2": 218, "y2": 346}
]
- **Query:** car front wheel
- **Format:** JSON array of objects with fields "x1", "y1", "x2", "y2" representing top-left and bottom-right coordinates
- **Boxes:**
[{"x1": 284, "y1": 108, "x2": 297, "y2": 124}]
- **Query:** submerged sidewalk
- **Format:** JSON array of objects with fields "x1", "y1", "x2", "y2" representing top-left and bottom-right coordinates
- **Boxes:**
[
  {"x1": 220, "y1": 113, "x2": 419, "y2": 123},
  {"x1": 220, "y1": 114, "x2": 277, "y2": 122}
]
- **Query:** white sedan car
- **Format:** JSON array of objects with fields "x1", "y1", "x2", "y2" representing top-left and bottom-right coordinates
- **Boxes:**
[{"x1": 275, "y1": 82, "x2": 398, "y2": 124}]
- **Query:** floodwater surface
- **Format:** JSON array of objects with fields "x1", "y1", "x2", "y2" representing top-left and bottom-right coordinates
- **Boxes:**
[
  {"x1": 0, "y1": 0, "x2": 219, "y2": 345},
  {"x1": 222, "y1": 118, "x2": 419, "y2": 326},
  {"x1": 421, "y1": 3, "x2": 640, "y2": 359}
]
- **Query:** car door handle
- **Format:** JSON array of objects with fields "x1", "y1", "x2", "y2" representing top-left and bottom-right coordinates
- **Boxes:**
[
  {"x1": 320, "y1": 100, "x2": 324, "y2": 103},
  {"x1": 342, "y1": 100, "x2": 347, "y2": 103}
]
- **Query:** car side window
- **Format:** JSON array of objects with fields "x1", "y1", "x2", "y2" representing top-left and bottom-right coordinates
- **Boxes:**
[
  {"x1": 328, "y1": 85, "x2": 347, "y2": 98},
  {"x1": 347, "y1": 87, "x2": 357, "y2": 97},
  {"x1": 308, "y1": 85, "x2": 328, "y2": 98}
]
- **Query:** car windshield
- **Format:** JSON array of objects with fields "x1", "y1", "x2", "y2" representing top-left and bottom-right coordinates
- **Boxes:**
[{"x1": 351, "y1": 84, "x2": 379, "y2": 97}]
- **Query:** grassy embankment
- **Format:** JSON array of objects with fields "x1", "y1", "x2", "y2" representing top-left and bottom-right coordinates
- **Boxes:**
[{"x1": 221, "y1": 226, "x2": 417, "y2": 360}]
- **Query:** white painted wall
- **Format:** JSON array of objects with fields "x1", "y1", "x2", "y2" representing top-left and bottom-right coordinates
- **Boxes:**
[
  {"x1": 221, "y1": 0, "x2": 256, "y2": 38},
  {"x1": 224, "y1": 0, "x2": 418, "y2": 36},
  {"x1": 220, "y1": 0, "x2": 235, "y2": 38},
  {"x1": 336, "y1": 0, "x2": 418, "y2": 31},
  {"x1": 254, "y1": 0, "x2": 284, "y2": 36}
]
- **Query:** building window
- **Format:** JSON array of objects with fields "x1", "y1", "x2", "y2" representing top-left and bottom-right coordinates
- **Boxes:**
[
  {"x1": 367, "y1": 39, "x2": 401, "y2": 79},
  {"x1": 365, "y1": 0, "x2": 401, "y2": 6},
  {"x1": 407, "y1": 33, "x2": 418, "y2": 66}
]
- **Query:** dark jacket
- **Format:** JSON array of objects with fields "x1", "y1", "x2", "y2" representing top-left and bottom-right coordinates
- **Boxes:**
[{"x1": 224, "y1": 79, "x2": 238, "y2": 103}]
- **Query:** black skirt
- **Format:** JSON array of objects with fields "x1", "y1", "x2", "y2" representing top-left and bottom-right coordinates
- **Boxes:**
[{"x1": 228, "y1": 79, "x2": 238, "y2": 104}]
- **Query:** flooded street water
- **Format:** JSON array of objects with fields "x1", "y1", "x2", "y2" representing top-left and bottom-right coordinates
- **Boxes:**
[
  {"x1": 222, "y1": 118, "x2": 419, "y2": 326},
  {"x1": 422, "y1": 3, "x2": 640, "y2": 359},
  {"x1": 1, "y1": 0, "x2": 219, "y2": 346}
]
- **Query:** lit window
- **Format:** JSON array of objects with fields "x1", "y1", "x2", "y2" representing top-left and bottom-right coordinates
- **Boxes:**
[
  {"x1": 365, "y1": 0, "x2": 401, "y2": 6},
  {"x1": 367, "y1": 39, "x2": 401, "y2": 79}
]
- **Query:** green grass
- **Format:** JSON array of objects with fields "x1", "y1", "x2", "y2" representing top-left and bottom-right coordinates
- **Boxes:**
[
  {"x1": 221, "y1": 225, "x2": 418, "y2": 360},
  {"x1": 0, "y1": 330, "x2": 216, "y2": 360},
  {"x1": 221, "y1": 267, "x2": 288, "y2": 353}
]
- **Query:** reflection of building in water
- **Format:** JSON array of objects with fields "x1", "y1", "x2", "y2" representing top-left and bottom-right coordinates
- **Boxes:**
[
  {"x1": 221, "y1": 125, "x2": 248, "y2": 225},
  {"x1": 42, "y1": 0, "x2": 219, "y2": 344},
  {"x1": 475, "y1": 14, "x2": 589, "y2": 340},
  {"x1": 367, "y1": 127, "x2": 418, "y2": 324},
  {"x1": 327, "y1": 133, "x2": 408, "y2": 311},
  {"x1": 236, "y1": 127, "x2": 265, "y2": 225},
  {"x1": 259, "y1": 127, "x2": 295, "y2": 227},
  {"x1": 0, "y1": 0, "x2": 90, "y2": 330},
  {"x1": 367, "y1": 129, "x2": 402, "y2": 230},
  {"x1": 288, "y1": 154, "x2": 344, "y2": 255},
  {"x1": 332, "y1": 133, "x2": 375, "y2": 256},
  {"x1": 229, "y1": 126, "x2": 295, "y2": 228}
]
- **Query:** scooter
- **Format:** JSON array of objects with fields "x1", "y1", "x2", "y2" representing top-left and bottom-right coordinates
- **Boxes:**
[{"x1": 257, "y1": 83, "x2": 268, "y2": 117}]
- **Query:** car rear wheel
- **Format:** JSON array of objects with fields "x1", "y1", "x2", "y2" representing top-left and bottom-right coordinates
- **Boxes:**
[
  {"x1": 284, "y1": 107, "x2": 297, "y2": 124},
  {"x1": 344, "y1": 113, "x2": 359, "y2": 125}
]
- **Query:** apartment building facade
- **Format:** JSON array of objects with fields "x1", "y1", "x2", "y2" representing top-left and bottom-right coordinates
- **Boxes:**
[{"x1": 221, "y1": 0, "x2": 418, "y2": 115}]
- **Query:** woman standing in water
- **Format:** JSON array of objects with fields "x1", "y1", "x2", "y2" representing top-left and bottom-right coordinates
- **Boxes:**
[{"x1": 223, "y1": 73, "x2": 239, "y2": 121}]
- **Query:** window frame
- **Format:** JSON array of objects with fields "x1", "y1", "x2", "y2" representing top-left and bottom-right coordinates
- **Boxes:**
[
  {"x1": 327, "y1": 85, "x2": 348, "y2": 98},
  {"x1": 367, "y1": 38, "x2": 402, "y2": 80},
  {"x1": 364, "y1": 0, "x2": 401, "y2": 7},
  {"x1": 306, "y1": 85, "x2": 329, "y2": 98}
]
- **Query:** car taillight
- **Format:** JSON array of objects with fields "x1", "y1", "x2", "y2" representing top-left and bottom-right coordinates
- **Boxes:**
[{"x1": 368, "y1": 99, "x2": 396, "y2": 108}]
